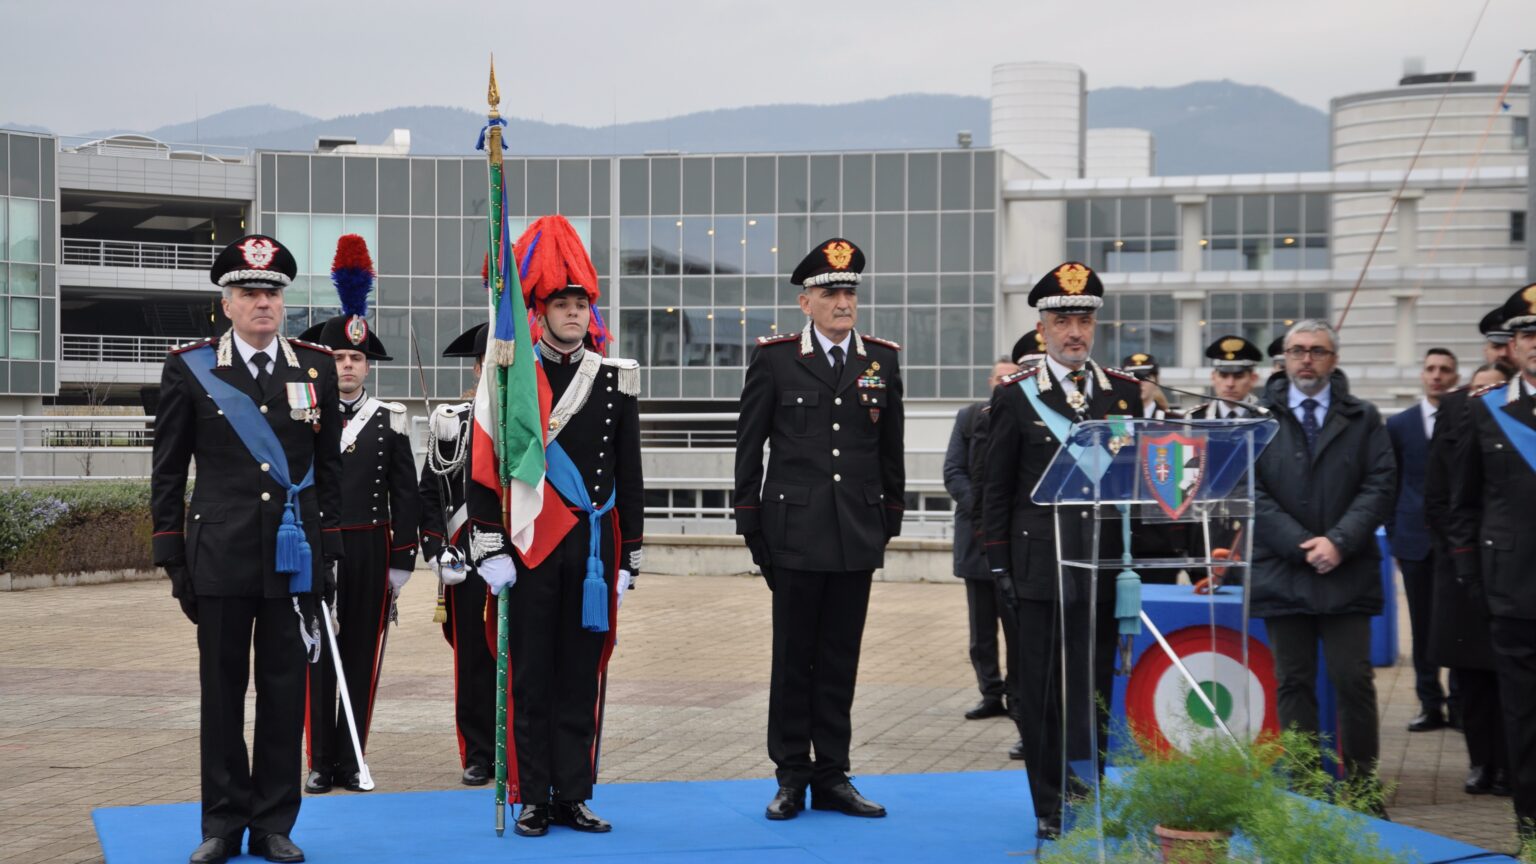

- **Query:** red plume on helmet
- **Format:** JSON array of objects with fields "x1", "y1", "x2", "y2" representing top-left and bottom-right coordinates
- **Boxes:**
[{"x1": 512, "y1": 215, "x2": 609, "y2": 351}]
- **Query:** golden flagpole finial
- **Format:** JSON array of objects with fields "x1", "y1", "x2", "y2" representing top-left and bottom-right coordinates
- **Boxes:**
[{"x1": 488, "y1": 53, "x2": 501, "y2": 118}]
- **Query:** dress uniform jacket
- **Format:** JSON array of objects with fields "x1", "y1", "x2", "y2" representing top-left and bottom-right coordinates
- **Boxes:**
[
  {"x1": 1423, "y1": 388, "x2": 1494, "y2": 670},
  {"x1": 418, "y1": 400, "x2": 498, "y2": 775},
  {"x1": 305, "y1": 392, "x2": 419, "y2": 781},
  {"x1": 466, "y1": 347, "x2": 644, "y2": 804},
  {"x1": 149, "y1": 330, "x2": 343, "y2": 844},
  {"x1": 732, "y1": 327, "x2": 906, "y2": 569}
]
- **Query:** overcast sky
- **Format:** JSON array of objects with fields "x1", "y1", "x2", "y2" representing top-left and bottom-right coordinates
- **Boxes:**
[{"x1": 2, "y1": 0, "x2": 1530, "y2": 135}]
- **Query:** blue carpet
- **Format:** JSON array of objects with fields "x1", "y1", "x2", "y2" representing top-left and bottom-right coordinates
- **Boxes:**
[{"x1": 92, "y1": 770, "x2": 1515, "y2": 863}]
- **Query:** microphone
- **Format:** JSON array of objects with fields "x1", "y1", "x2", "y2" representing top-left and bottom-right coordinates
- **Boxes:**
[{"x1": 1128, "y1": 371, "x2": 1271, "y2": 417}]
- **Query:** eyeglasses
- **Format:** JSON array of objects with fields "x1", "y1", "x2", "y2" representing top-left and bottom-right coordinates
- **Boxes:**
[{"x1": 1284, "y1": 346, "x2": 1336, "y2": 360}]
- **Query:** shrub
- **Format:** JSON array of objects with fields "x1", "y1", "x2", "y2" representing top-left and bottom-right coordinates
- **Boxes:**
[{"x1": 0, "y1": 482, "x2": 155, "y2": 575}]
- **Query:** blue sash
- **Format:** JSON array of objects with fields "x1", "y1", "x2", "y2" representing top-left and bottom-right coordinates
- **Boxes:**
[
  {"x1": 182, "y1": 345, "x2": 317, "y2": 593},
  {"x1": 544, "y1": 439, "x2": 616, "y2": 633},
  {"x1": 1017, "y1": 374, "x2": 1112, "y2": 484},
  {"x1": 1485, "y1": 387, "x2": 1536, "y2": 474}
]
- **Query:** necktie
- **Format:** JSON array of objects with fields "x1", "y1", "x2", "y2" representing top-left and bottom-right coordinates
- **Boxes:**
[
  {"x1": 1300, "y1": 398, "x2": 1320, "y2": 454},
  {"x1": 251, "y1": 351, "x2": 273, "y2": 400},
  {"x1": 830, "y1": 345, "x2": 845, "y2": 379}
]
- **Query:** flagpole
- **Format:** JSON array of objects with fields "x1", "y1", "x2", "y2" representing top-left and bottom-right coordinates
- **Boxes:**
[{"x1": 484, "y1": 55, "x2": 512, "y2": 839}]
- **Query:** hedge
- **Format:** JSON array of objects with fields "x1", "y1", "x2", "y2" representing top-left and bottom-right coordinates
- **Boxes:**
[{"x1": 0, "y1": 482, "x2": 155, "y2": 575}]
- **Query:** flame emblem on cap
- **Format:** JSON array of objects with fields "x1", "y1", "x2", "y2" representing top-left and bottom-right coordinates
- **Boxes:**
[
  {"x1": 824, "y1": 241, "x2": 855, "y2": 270},
  {"x1": 1524, "y1": 284, "x2": 1536, "y2": 313},
  {"x1": 238, "y1": 238, "x2": 278, "y2": 269},
  {"x1": 1055, "y1": 263, "x2": 1090, "y2": 295},
  {"x1": 345, "y1": 315, "x2": 368, "y2": 346}
]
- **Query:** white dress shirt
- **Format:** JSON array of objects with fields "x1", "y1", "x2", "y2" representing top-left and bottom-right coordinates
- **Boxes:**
[
  {"x1": 1045, "y1": 354, "x2": 1092, "y2": 399},
  {"x1": 812, "y1": 326, "x2": 852, "y2": 368},
  {"x1": 1419, "y1": 398, "x2": 1437, "y2": 440},
  {"x1": 231, "y1": 331, "x2": 279, "y2": 380},
  {"x1": 1287, "y1": 382, "x2": 1331, "y2": 426}
]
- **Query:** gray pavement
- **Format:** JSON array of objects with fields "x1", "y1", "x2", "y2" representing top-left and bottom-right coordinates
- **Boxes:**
[{"x1": 0, "y1": 573, "x2": 1524, "y2": 863}]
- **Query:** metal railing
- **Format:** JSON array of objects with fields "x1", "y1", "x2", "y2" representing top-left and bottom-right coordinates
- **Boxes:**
[
  {"x1": 58, "y1": 135, "x2": 250, "y2": 163},
  {"x1": 62, "y1": 238, "x2": 222, "y2": 271},
  {"x1": 62, "y1": 334, "x2": 185, "y2": 364}
]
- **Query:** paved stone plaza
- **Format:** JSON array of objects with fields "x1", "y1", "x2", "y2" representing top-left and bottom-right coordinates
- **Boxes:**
[{"x1": 0, "y1": 573, "x2": 1525, "y2": 862}]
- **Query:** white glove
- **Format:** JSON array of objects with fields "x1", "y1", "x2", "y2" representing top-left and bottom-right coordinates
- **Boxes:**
[
  {"x1": 617, "y1": 569, "x2": 633, "y2": 609},
  {"x1": 480, "y1": 554, "x2": 517, "y2": 596},
  {"x1": 438, "y1": 550, "x2": 467, "y2": 586},
  {"x1": 388, "y1": 568, "x2": 411, "y2": 593}
]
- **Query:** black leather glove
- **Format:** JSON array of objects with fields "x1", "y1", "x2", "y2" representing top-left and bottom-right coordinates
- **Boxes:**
[
  {"x1": 322, "y1": 559, "x2": 338, "y2": 607},
  {"x1": 166, "y1": 564, "x2": 197, "y2": 625},
  {"x1": 744, "y1": 532, "x2": 774, "y2": 591},
  {"x1": 993, "y1": 569, "x2": 1019, "y2": 610}
]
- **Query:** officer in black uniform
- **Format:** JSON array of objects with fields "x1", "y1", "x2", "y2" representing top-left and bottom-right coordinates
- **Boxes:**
[
  {"x1": 418, "y1": 322, "x2": 497, "y2": 787},
  {"x1": 151, "y1": 235, "x2": 342, "y2": 864},
  {"x1": 468, "y1": 214, "x2": 644, "y2": 838},
  {"x1": 981, "y1": 262, "x2": 1143, "y2": 841},
  {"x1": 296, "y1": 235, "x2": 420, "y2": 794},
  {"x1": 734, "y1": 237, "x2": 906, "y2": 822},
  {"x1": 1449, "y1": 284, "x2": 1536, "y2": 846},
  {"x1": 1480, "y1": 306, "x2": 1516, "y2": 367},
  {"x1": 1122, "y1": 353, "x2": 1171, "y2": 418}
]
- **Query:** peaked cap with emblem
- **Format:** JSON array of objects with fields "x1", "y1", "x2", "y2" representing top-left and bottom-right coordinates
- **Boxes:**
[
  {"x1": 1267, "y1": 335, "x2": 1285, "y2": 359},
  {"x1": 1205, "y1": 335, "x2": 1263, "y2": 371},
  {"x1": 1122, "y1": 352, "x2": 1159, "y2": 376},
  {"x1": 1010, "y1": 330, "x2": 1047, "y2": 364},
  {"x1": 297, "y1": 234, "x2": 392, "y2": 360},
  {"x1": 1479, "y1": 307, "x2": 1514, "y2": 343},
  {"x1": 1028, "y1": 261, "x2": 1104, "y2": 312},
  {"x1": 1494, "y1": 286, "x2": 1536, "y2": 333},
  {"x1": 443, "y1": 323, "x2": 489, "y2": 359},
  {"x1": 209, "y1": 234, "x2": 297, "y2": 290},
  {"x1": 792, "y1": 238, "x2": 865, "y2": 289}
]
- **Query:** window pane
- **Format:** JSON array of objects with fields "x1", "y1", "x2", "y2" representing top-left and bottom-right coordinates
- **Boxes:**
[
  {"x1": 842, "y1": 154, "x2": 872, "y2": 212},
  {"x1": 650, "y1": 309, "x2": 680, "y2": 366},
  {"x1": 1304, "y1": 292, "x2": 1331, "y2": 318},
  {"x1": 875, "y1": 153, "x2": 905, "y2": 212},
  {"x1": 311, "y1": 156, "x2": 343, "y2": 214},
  {"x1": 1208, "y1": 293, "x2": 1238, "y2": 320},
  {"x1": 681, "y1": 309, "x2": 711, "y2": 366},
  {"x1": 461, "y1": 160, "x2": 488, "y2": 216},
  {"x1": 651, "y1": 218, "x2": 680, "y2": 275},
  {"x1": 940, "y1": 151, "x2": 972, "y2": 211},
  {"x1": 682, "y1": 157, "x2": 711, "y2": 215},
  {"x1": 1241, "y1": 195, "x2": 1269, "y2": 235},
  {"x1": 973, "y1": 151, "x2": 996, "y2": 211},
  {"x1": 620, "y1": 159, "x2": 649, "y2": 216},
  {"x1": 939, "y1": 307, "x2": 970, "y2": 364},
  {"x1": 10, "y1": 332, "x2": 37, "y2": 359},
  {"x1": 777, "y1": 216, "x2": 807, "y2": 277},
  {"x1": 1242, "y1": 293, "x2": 1268, "y2": 319},
  {"x1": 559, "y1": 159, "x2": 590, "y2": 216},
  {"x1": 1273, "y1": 194, "x2": 1302, "y2": 235},
  {"x1": 344, "y1": 157, "x2": 377, "y2": 214},
  {"x1": 410, "y1": 160, "x2": 436, "y2": 215},
  {"x1": 436, "y1": 219, "x2": 461, "y2": 276},
  {"x1": 1067, "y1": 200, "x2": 1088, "y2": 238},
  {"x1": 1209, "y1": 196, "x2": 1238, "y2": 235},
  {"x1": 1149, "y1": 197, "x2": 1177, "y2": 235},
  {"x1": 907, "y1": 153, "x2": 937, "y2": 211},
  {"x1": 526, "y1": 159, "x2": 557, "y2": 216},
  {"x1": 378, "y1": 159, "x2": 410, "y2": 215},
  {"x1": 907, "y1": 213, "x2": 937, "y2": 272},
  {"x1": 8, "y1": 135, "x2": 39, "y2": 197},
  {"x1": 714, "y1": 308, "x2": 743, "y2": 366},
  {"x1": 1120, "y1": 197, "x2": 1148, "y2": 237},
  {"x1": 680, "y1": 217, "x2": 712, "y2": 275},
  {"x1": 809, "y1": 155, "x2": 839, "y2": 213},
  {"x1": 713, "y1": 216, "x2": 744, "y2": 275},
  {"x1": 620, "y1": 218, "x2": 649, "y2": 276},
  {"x1": 8, "y1": 198, "x2": 38, "y2": 262},
  {"x1": 972, "y1": 306, "x2": 994, "y2": 365},
  {"x1": 714, "y1": 157, "x2": 744, "y2": 214},
  {"x1": 9, "y1": 264, "x2": 37, "y2": 296},
  {"x1": 11, "y1": 297, "x2": 39, "y2": 329},
  {"x1": 745, "y1": 216, "x2": 776, "y2": 275},
  {"x1": 1303, "y1": 194, "x2": 1329, "y2": 235},
  {"x1": 647, "y1": 157, "x2": 678, "y2": 215},
  {"x1": 310, "y1": 215, "x2": 343, "y2": 275},
  {"x1": 275, "y1": 214, "x2": 309, "y2": 273},
  {"x1": 745, "y1": 157, "x2": 775, "y2": 212},
  {"x1": 777, "y1": 155, "x2": 807, "y2": 213},
  {"x1": 940, "y1": 213, "x2": 970, "y2": 272},
  {"x1": 619, "y1": 309, "x2": 648, "y2": 363},
  {"x1": 908, "y1": 309, "x2": 937, "y2": 365}
]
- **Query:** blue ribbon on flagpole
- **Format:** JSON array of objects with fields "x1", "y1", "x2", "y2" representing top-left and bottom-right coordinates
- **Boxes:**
[{"x1": 475, "y1": 117, "x2": 508, "y2": 152}]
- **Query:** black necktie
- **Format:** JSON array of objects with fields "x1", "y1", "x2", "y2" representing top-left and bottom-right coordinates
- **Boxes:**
[
  {"x1": 251, "y1": 351, "x2": 273, "y2": 399},
  {"x1": 830, "y1": 345, "x2": 845, "y2": 379},
  {"x1": 1300, "y1": 398, "x2": 1320, "y2": 454}
]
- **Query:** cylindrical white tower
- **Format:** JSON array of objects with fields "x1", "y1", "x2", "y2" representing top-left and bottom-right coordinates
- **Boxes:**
[
  {"x1": 1331, "y1": 72, "x2": 1529, "y2": 270},
  {"x1": 990, "y1": 63, "x2": 1086, "y2": 180}
]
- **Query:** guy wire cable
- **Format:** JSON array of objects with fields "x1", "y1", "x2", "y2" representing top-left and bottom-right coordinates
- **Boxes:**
[{"x1": 1334, "y1": 0, "x2": 1494, "y2": 331}]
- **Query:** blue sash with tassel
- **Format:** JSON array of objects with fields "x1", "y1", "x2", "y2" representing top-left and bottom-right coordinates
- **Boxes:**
[
  {"x1": 1484, "y1": 388, "x2": 1536, "y2": 474},
  {"x1": 182, "y1": 345, "x2": 316, "y2": 593},
  {"x1": 543, "y1": 439, "x2": 616, "y2": 633}
]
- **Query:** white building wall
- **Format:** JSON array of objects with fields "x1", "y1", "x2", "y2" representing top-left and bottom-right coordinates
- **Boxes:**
[
  {"x1": 1085, "y1": 128, "x2": 1155, "y2": 178},
  {"x1": 990, "y1": 63, "x2": 1086, "y2": 181}
]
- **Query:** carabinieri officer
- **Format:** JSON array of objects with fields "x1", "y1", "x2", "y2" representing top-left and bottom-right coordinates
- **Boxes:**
[
  {"x1": 297, "y1": 235, "x2": 419, "y2": 795},
  {"x1": 734, "y1": 237, "x2": 906, "y2": 822},
  {"x1": 152, "y1": 235, "x2": 343, "y2": 864}
]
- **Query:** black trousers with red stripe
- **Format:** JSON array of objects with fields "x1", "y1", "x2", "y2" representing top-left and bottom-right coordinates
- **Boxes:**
[
  {"x1": 506, "y1": 518, "x2": 612, "y2": 803},
  {"x1": 306, "y1": 527, "x2": 392, "y2": 778},
  {"x1": 445, "y1": 567, "x2": 496, "y2": 772}
]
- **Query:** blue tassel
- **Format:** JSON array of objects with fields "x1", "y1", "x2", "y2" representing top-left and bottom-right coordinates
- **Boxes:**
[
  {"x1": 1115, "y1": 569, "x2": 1142, "y2": 636},
  {"x1": 581, "y1": 556, "x2": 609, "y2": 633},
  {"x1": 276, "y1": 504, "x2": 303, "y2": 574}
]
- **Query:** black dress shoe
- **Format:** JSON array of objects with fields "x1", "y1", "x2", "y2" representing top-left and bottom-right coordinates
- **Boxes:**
[
  {"x1": 461, "y1": 763, "x2": 491, "y2": 786},
  {"x1": 1407, "y1": 710, "x2": 1446, "y2": 732},
  {"x1": 303, "y1": 770, "x2": 332, "y2": 794},
  {"x1": 1008, "y1": 739, "x2": 1026, "y2": 760},
  {"x1": 811, "y1": 781, "x2": 886, "y2": 817},
  {"x1": 249, "y1": 833, "x2": 305, "y2": 863},
  {"x1": 1465, "y1": 765, "x2": 1492, "y2": 794},
  {"x1": 188, "y1": 837, "x2": 233, "y2": 864},
  {"x1": 965, "y1": 697, "x2": 1008, "y2": 720},
  {"x1": 514, "y1": 803, "x2": 550, "y2": 837},
  {"x1": 553, "y1": 800, "x2": 612, "y2": 833},
  {"x1": 340, "y1": 772, "x2": 366, "y2": 792},
  {"x1": 766, "y1": 785, "x2": 806, "y2": 820},
  {"x1": 1491, "y1": 768, "x2": 1512, "y2": 797},
  {"x1": 1036, "y1": 815, "x2": 1062, "y2": 840}
]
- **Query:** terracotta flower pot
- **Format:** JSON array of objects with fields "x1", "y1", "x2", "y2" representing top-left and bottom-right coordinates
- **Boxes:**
[{"x1": 1153, "y1": 824, "x2": 1232, "y2": 864}]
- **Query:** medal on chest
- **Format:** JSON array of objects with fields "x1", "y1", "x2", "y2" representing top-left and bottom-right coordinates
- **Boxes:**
[
  {"x1": 857, "y1": 364, "x2": 885, "y2": 423},
  {"x1": 1066, "y1": 390, "x2": 1087, "y2": 412},
  {"x1": 286, "y1": 382, "x2": 320, "y2": 423}
]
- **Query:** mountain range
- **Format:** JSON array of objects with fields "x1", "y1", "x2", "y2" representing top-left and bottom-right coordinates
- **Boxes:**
[{"x1": 6, "y1": 80, "x2": 1331, "y2": 175}]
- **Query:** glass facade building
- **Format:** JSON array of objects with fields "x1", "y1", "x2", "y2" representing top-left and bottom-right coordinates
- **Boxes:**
[
  {"x1": 257, "y1": 149, "x2": 999, "y2": 404},
  {"x1": 0, "y1": 132, "x2": 58, "y2": 395},
  {"x1": 1065, "y1": 193, "x2": 1330, "y2": 273}
]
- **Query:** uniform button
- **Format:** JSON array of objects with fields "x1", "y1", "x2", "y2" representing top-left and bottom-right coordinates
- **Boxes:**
[
  {"x1": 834, "y1": 397, "x2": 842, "y2": 406},
  {"x1": 603, "y1": 436, "x2": 609, "y2": 442},
  {"x1": 834, "y1": 473, "x2": 842, "y2": 482},
  {"x1": 607, "y1": 403, "x2": 613, "y2": 409},
  {"x1": 261, "y1": 492, "x2": 271, "y2": 501},
  {"x1": 596, "y1": 469, "x2": 603, "y2": 475},
  {"x1": 374, "y1": 493, "x2": 380, "y2": 498},
  {"x1": 833, "y1": 448, "x2": 840, "y2": 456},
  {"x1": 598, "y1": 452, "x2": 604, "y2": 458},
  {"x1": 1495, "y1": 443, "x2": 1503, "y2": 449},
  {"x1": 375, "y1": 479, "x2": 381, "y2": 484},
  {"x1": 832, "y1": 423, "x2": 841, "y2": 431},
  {"x1": 607, "y1": 386, "x2": 613, "y2": 392},
  {"x1": 797, "y1": 397, "x2": 804, "y2": 404},
  {"x1": 593, "y1": 485, "x2": 600, "y2": 491},
  {"x1": 259, "y1": 405, "x2": 268, "y2": 414},
  {"x1": 217, "y1": 409, "x2": 224, "y2": 416},
  {"x1": 778, "y1": 493, "x2": 785, "y2": 500},
  {"x1": 1081, "y1": 511, "x2": 1088, "y2": 519},
  {"x1": 605, "y1": 418, "x2": 612, "y2": 425},
  {"x1": 193, "y1": 514, "x2": 200, "y2": 520},
  {"x1": 260, "y1": 462, "x2": 270, "y2": 472}
]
